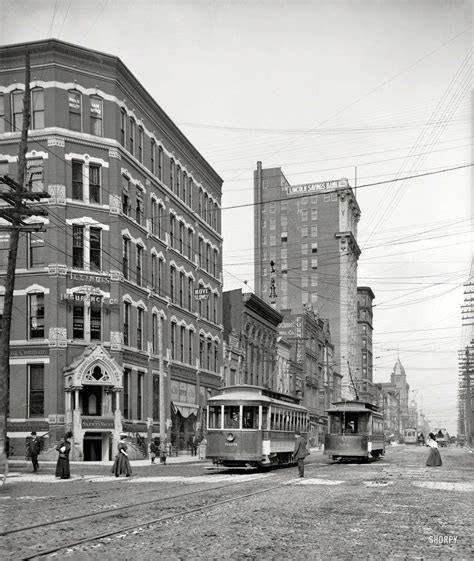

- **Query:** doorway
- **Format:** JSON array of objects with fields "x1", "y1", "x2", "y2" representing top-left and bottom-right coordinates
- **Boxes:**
[{"x1": 83, "y1": 432, "x2": 102, "y2": 461}]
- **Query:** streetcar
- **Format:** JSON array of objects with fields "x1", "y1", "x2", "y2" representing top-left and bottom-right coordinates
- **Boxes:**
[
  {"x1": 402, "y1": 427, "x2": 418, "y2": 445},
  {"x1": 206, "y1": 385, "x2": 309, "y2": 468},
  {"x1": 324, "y1": 400, "x2": 385, "y2": 461}
]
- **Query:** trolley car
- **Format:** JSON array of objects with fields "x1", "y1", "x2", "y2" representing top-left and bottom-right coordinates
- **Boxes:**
[
  {"x1": 206, "y1": 385, "x2": 308, "y2": 468},
  {"x1": 324, "y1": 400, "x2": 385, "y2": 461},
  {"x1": 402, "y1": 428, "x2": 418, "y2": 445}
]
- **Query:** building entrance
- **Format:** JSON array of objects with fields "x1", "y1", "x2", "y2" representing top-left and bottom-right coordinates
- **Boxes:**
[{"x1": 83, "y1": 432, "x2": 102, "y2": 461}]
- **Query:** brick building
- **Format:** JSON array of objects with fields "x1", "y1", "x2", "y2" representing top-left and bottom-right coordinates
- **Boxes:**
[
  {"x1": 356, "y1": 286, "x2": 375, "y2": 402},
  {"x1": 253, "y1": 162, "x2": 360, "y2": 399},
  {"x1": 0, "y1": 39, "x2": 223, "y2": 459}
]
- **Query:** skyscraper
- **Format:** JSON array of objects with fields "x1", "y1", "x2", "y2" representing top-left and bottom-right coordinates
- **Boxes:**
[{"x1": 254, "y1": 162, "x2": 360, "y2": 398}]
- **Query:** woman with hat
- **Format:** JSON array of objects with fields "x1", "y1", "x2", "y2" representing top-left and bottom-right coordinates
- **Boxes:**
[
  {"x1": 426, "y1": 432, "x2": 442, "y2": 467},
  {"x1": 112, "y1": 432, "x2": 132, "y2": 477},
  {"x1": 55, "y1": 431, "x2": 73, "y2": 479}
]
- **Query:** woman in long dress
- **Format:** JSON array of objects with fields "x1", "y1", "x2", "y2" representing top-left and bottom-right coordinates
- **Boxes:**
[
  {"x1": 55, "y1": 431, "x2": 73, "y2": 479},
  {"x1": 112, "y1": 432, "x2": 132, "y2": 477},
  {"x1": 426, "y1": 432, "x2": 442, "y2": 467}
]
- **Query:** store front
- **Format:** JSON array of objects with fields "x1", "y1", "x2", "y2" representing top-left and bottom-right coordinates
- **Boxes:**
[
  {"x1": 63, "y1": 345, "x2": 123, "y2": 460},
  {"x1": 170, "y1": 380, "x2": 199, "y2": 451}
]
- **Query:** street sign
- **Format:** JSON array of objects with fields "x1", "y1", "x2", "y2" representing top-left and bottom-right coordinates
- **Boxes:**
[{"x1": 194, "y1": 288, "x2": 210, "y2": 301}]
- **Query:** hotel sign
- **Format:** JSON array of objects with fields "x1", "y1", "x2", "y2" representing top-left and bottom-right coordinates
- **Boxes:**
[{"x1": 288, "y1": 178, "x2": 348, "y2": 195}]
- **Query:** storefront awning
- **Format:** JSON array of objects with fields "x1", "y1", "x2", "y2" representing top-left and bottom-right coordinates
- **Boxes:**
[{"x1": 172, "y1": 402, "x2": 199, "y2": 419}]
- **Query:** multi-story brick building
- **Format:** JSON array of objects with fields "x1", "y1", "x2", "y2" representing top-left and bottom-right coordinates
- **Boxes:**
[
  {"x1": 356, "y1": 286, "x2": 375, "y2": 402},
  {"x1": 222, "y1": 289, "x2": 282, "y2": 389},
  {"x1": 254, "y1": 162, "x2": 360, "y2": 399},
  {"x1": 0, "y1": 39, "x2": 223, "y2": 459}
]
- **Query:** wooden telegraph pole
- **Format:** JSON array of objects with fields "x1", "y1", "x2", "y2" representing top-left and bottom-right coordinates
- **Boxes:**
[{"x1": 0, "y1": 52, "x2": 50, "y2": 483}]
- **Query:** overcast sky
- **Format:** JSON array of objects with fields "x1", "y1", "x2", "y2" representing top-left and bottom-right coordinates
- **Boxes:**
[{"x1": 1, "y1": 0, "x2": 472, "y2": 433}]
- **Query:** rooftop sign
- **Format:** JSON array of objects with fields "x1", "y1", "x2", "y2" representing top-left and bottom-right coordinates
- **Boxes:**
[{"x1": 288, "y1": 178, "x2": 349, "y2": 195}]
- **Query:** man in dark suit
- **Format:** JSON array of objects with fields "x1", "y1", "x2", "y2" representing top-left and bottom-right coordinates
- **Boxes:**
[
  {"x1": 292, "y1": 431, "x2": 309, "y2": 478},
  {"x1": 27, "y1": 431, "x2": 41, "y2": 472}
]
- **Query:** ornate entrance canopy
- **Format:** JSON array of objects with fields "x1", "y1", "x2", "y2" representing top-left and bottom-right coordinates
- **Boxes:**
[{"x1": 64, "y1": 345, "x2": 123, "y2": 389}]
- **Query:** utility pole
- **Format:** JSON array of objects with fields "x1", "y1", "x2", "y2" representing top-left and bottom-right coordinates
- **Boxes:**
[
  {"x1": 465, "y1": 346, "x2": 472, "y2": 447},
  {"x1": 0, "y1": 51, "x2": 50, "y2": 482}
]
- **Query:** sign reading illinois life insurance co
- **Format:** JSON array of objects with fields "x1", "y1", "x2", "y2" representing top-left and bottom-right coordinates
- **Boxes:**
[{"x1": 288, "y1": 177, "x2": 348, "y2": 195}]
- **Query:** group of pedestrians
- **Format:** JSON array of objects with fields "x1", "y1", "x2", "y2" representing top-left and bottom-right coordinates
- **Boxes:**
[{"x1": 26, "y1": 430, "x2": 73, "y2": 479}]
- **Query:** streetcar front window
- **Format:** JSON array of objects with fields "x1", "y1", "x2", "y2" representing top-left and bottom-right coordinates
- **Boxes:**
[
  {"x1": 208, "y1": 405, "x2": 222, "y2": 429},
  {"x1": 242, "y1": 406, "x2": 259, "y2": 429},
  {"x1": 224, "y1": 405, "x2": 240, "y2": 429}
]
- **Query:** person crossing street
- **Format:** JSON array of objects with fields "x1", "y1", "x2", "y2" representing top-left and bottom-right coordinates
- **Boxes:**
[{"x1": 292, "y1": 430, "x2": 309, "y2": 478}]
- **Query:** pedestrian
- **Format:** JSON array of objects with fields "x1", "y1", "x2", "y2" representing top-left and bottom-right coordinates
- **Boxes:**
[
  {"x1": 26, "y1": 431, "x2": 41, "y2": 472},
  {"x1": 149, "y1": 440, "x2": 157, "y2": 464},
  {"x1": 112, "y1": 432, "x2": 132, "y2": 477},
  {"x1": 191, "y1": 434, "x2": 200, "y2": 456},
  {"x1": 55, "y1": 431, "x2": 73, "y2": 479},
  {"x1": 426, "y1": 432, "x2": 442, "y2": 467},
  {"x1": 292, "y1": 430, "x2": 309, "y2": 478},
  {"x1": 159, "y1": 439, "x2": 168, "y2": 465}
]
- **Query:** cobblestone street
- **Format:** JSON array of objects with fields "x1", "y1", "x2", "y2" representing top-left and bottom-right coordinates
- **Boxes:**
[{"x1": 1, "y1": 445, "x2": 472, "y2": 560}]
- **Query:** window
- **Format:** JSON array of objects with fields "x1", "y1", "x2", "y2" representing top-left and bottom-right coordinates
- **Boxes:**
[
  {"x1": 151, "y1": 139, "x2": 156, "y2": 174},
  {"x1": 180, "y1": 326, "x2": 185, "y2": 362},
  {"x1": 301, "y1": 210, "x2": 308, "y2": 221},
  {"x1": 209, "y1": 405, "x2": 222, "y2": 429},
  {"x1": 153, "y1": 375, "x2": 160, "y2": 418},
  {"x1": 123, "y1": 369, "x2": 130, "y2": 419},
  {"x1": 182, "y1": 172, "x2": 187, "y2": 202},
  {"x1": 170, "y1": 159, "x2": 175, "y2": 191},
  {"x1": 72, "y1": 161, "x2": 83, "y2": 200},
  {"x1": 188, "y1": 330, "x2": 194, "y2": 364},
  {"x1": 311, "y1": 226, "x2": 318, "y2": 237},
  {"x1": 170, "y1": 266, "x2": 175, "y2": 302},
  {"x1": 312, "y1": 242, "x2": 318, "y2": 253},
  {"x1": 138, "y1": 127, "x2": 144, "y2": 163},
  {"x1": 90, "y1": 296, "x2": 102, "y2": 340},
  {"x1": 311, "y1": 208, "x2": 317, "y2": 220},
  {"x1": 0, "y1": 95, "x2": 5, "y2": 133},
  {"x1": 312, "y1": 257, "x2": 318, "y2": 269},
  {"x1": 28, "y1": 364, "x2": 44, "y2": 417},
  {"x1": 11, "y1": 90, "x2": 23, "y2": 131},
  {"x1": 198, "y1": 238, "x2": 203, "y2": 267},
  {"x1": 120, "y1": 109, "x2": 126, "y2": 146},
  {"x1": 171, "y1": 322, "x2": 176, "y2": 359},
  {"x1": 28, "y1": 232, "x2": 44, "y2": 268},
  {"x1": 269, "y1": 235, "x2": 276, "y2": 246},
  {"x1": 207, "y1": 339, "x2": 212, "y2": 370},
  {"x1": 89, "y1": 96, "x2": 103, "y2": 136},
  {"x1": 151, "y1": 253, "x2": 157, "y2": 290},
  {"x1": 152, "y1": 313, "x2": 158, "y2": 354},
  {"x1": 213, "y1": 249, "x2": 218, "y2": 277},
  {"x1": 31, "y1": 88, "x2": 44, "y2": 129},
  {"x1": 188, "y1": 229, "x2": 193, "y2": 260},
  {"x1": 123, "y1": 301, "x2": 130, "y2": 346},
  {"x1": 158, "y1": 146, "x2": 163, "y2": 180},
  {"x1": 29, "y1": 293, "x2": 45, "y2": 338},
  {"x1": 213, "y1": 293, "x2": 218, "y2": 323},
  {"x1": 73, "y1": 295, "x2": 84, "y2": 338},
  {"x1": 324, "y1": 193, "x2": 330, "y2": 202},
  {"x1": 122, "y1": 237, "x2": 130, "y2": 279},
  {"x1": 179, "y1": 222, "x2": 184, "y2": 254},
  {"x1": 68, "y1": 90, "x2": 81, "y2": 131},
  {"x1": 73, "y1": 226, "x2": 84, "y2": 269},
  {"x1": 158, "y1": 257, "x2": 163, "y2": 296},
  {"x1": 198, "y1": 188, "x2": 203, "y2": 216},
  {"x1": 176, "y1": 166, "x2": 181, "y2": 198},
  {"x1": 301, "y1": 226, "x2": 308, "y2": 238},
  {"x1": 199, "y1": 335, "x2": 204, "y2": 367},
  {"x1": 137, "y1": 307, "x2": 144, "y2": 350},
  {"x1": 0, "y1": 295, "x2": 3, "y2": 338},
  {"x1": 214, "y1": 345, "x2": 219, "y2": 372},
  {"x1": 169, "y1": 215, "x2": 175, "y2": 248},
  {"x1": 188, "y1": 177, "x2": 193, "y2": 208},
  {"x1": 224, "y1": 405, "x2": 240, "y2": 429},
  {"x1": 188, "y1": 278, "x2": 193, "y2": 311},
  {"x1": 122, "y1": 179, "x2": 130, "y2": 216},
  {"x1": 331, "y1": 192, "x2": 338, "y2": 201},
  {"x1": 311, "y1": 195, "x2": 318, "y2": 204},
  {"x1": 302, "y1": 259, "x2": 308, "y2": 271},
  {"x1": 89, "y1": 164, "x2": 101, "y2": 204},
  {"x1": 128, "y1": 117, "x2": 135, "y2": 155},
  {"x1": 136, "y1": 245, "x2": 143, "y2": 286},
  {"x1": 27, "y1": 159, "x2": 43, "y2": 193},
  {"x1": 179, "y1": 272, "x2": 184, "y2": 307},
  {"x1": 242, "y1": 406, "x2": 259, "y2": 429},
  {"x1": 270, "y1": 218, "x2": 276, "y2": 230},
  {"x1": 281, "y1": 215, "x2": 287, "y2": 228},
  {"x1": 137, "y1": 372, "x2": 144, "y2": 420},
  {"x1": 89, "y1": 228, "x2": 101, "y2": 271},
  {"x1": 136, "y1": 191, "x2": 144, "y2": 225}
]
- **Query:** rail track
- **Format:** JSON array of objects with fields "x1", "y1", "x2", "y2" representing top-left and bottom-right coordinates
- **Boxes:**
[{"x1": 2, "y1": 462, "x2": 333, "y2": 560}]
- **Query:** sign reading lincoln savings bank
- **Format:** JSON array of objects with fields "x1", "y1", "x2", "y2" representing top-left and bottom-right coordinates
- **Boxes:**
[{"x1": 288, "y1": 178, "x2": 348, "y2": 195}]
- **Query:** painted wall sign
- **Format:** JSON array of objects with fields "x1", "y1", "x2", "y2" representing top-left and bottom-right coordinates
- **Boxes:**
[
  {"x1": 194, "y1": 288, "x2": 210, "y2": 301},
  {"x1": 82, "y1": 418, "x2": 114, "y2": 429},
  {"x1": 10, "y1": 347, "x2": 49, "y2": 357},
  {"x1": 288, "y1": 178, "x2": 348, "y2": 195}
]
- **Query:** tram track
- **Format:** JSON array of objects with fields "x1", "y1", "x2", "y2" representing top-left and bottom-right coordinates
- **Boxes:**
[{"x1": 3, "y1": 461, "x2": 333, "y2": 560}]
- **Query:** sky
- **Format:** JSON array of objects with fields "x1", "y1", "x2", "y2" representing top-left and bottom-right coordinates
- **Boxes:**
[{"x1": 1, "y1": 0, "x2": 472, "y2": 433}]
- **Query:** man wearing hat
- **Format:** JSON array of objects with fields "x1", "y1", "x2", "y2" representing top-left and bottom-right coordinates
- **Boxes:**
[
  {"x1": 27, "y1": 431, "x2": 41, "y2": 472},
  {"x1": 292, "y1": 430, "x2": 309, "y2": 478}
]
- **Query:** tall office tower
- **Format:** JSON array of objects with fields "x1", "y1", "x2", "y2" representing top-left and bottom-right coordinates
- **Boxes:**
[{"x1": 254, "y1": 162, "x2": 361, "y2": 399}]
